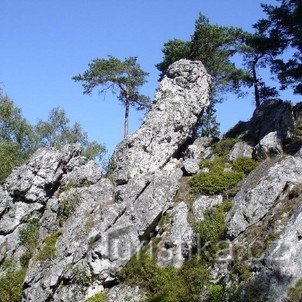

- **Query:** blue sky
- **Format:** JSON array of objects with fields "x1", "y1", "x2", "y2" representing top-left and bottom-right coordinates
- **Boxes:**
[{"x1": 0, "y1": 0, "x2": 299, "y2": 155}]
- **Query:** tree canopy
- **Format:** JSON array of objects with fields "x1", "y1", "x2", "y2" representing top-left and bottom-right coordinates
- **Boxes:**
[
  {"x1": 156, "y1": 14, "x2": 248, "y2": 97},
  {"x1": 0, "y1": 92, "x2": 106, "y2": 182},
  {"x1": 156, "y1": 14, "x2": 249, "y2": 137},
  {"x1": 255, "y1": 0, "x2": 302, "y2": 94},
  {"x1": 73, "y1": 56, "x2": 150, "y2": 138}
]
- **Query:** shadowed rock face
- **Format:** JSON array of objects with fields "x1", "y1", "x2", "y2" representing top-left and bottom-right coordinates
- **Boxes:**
[{"x1": 111, "y1": 59, "x2": 212, "y2": 184}]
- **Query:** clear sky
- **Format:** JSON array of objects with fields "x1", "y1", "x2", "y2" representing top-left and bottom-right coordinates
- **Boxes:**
[{"x1": 0, "y1": 0, "x2": 299, "y2": 155}]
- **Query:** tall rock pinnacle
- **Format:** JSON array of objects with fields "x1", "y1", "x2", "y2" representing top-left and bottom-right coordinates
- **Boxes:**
[{"x1": 111, "y1": 59, "x2": 212, "y2": 184}]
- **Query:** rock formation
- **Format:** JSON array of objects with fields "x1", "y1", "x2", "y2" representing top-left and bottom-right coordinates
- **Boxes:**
[
  {"x1": 111, "y1": 59, "x2": 212, "y2": 184},
  {"x1": 1, "y1": 59, "x2": 302, "y2": 302}
]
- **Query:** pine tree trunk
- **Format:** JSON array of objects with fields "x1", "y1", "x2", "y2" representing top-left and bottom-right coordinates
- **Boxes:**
[
  {"x1": 124, "y1": 101, "x2": 130, "y2": 138},
  {"x1": 252, "y1": 65, "x2": 260, "y2": 108}
]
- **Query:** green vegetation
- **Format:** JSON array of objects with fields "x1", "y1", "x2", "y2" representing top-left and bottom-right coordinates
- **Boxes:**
[
  {"x1": 85, "y1": 291, "x2": 107, "y2": 302},
  {"x1": 231, "y1": 262, "x2": 252, "y2": 283},
  {"x1": 0, "y1": 92, "x2": 106, "y2": 182},
  {"x1": 19, "y1": 218, "x2": 40, "y2": 268},
  {"x1": 57, "y1": 192, "x2": 81, "y2": 225},
  {"x1": 255, "y1": 0, "x2": 302, "y2": 95},
  {"x1": 59, "y1": 181, "x2": 92, "y2": 194},
  {"x1": 189, "y1": 169, "x2": 244, "y2": 195},
  {"x1": 199, "y1": 156, "x2": 229, "y2": 171},
  {"x1": 195, "y1": 200, "x2": 233, "y2": 245},
  {"x1": 191, "y1": 156, "x2": 257, "y2": 195},
  {"x1": 35, "y1": 107, "x2": 106, "y2": 160},
  {"x1": 232, "y1": 157, "x2": 258, "y2": 175},
  {"x1": 118, "y1": 252, "x2": 217, "y2": 302},
  {"x1": 0, "y1": 268, "x2": 26, "y2": 302},
  {"x1": 0, "y1": 94, "x2": 35, "y2": 181},
  {"x1": 213, "y1": 138, "x2": 238, "y2": 156},
  {"x1": 73, "y1": 56, "x2": 150, "y2": 138},
  {"x1": 287, "y1": 279, "x2": 302, "y2": 302},
  {"x1": 36, "y1": 232, "x2": 61, "y2": 261}
]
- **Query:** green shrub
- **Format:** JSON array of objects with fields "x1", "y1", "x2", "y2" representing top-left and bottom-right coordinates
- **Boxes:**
[
  {"x1": 36, "y1": 232, "x2": 60, "y2": 261},
  {"x1": 0, "y1": 142, "x2": 26, "y2": 183},
  {"x1": 213, "y1": 138, "x2": 238, "y2": 156},
  {"x1": 199, "y1": 156, "x2": 229, "y2": 172},
  {"x1": 57, "y1": 192, "x2": 80, "y2": 225},
  {"x1": 19, "y1": 218, "x2": 40, "y2": 268},
  {"x1": 195, "y1": 200, "x2": 233, "y2": 245},
  {"x1": 118, "y1": 253, "x2": 211, "y2": 302},
  {"x1": 189, "y1": 170, "x2": 244, "y2": 195},
  {"x1": 231, "y1": 157, "x2": 258, "y2": 175},
  {"x1": 19, "y1": 219, "x2": 40, "y2": 248},
  {"x1": 118, "y1": 252, "x2": 163, "y2": 292},
  {"x1": 0, "y1": 268, "x2": 26, "y2": 302},
  {"x1": 208, "y1": 284, "x2": 225, "y2": 301},
  {"x1": 85, "y1": 291, "x2": 107, "y2": 302},
  {"x1": 287, "y1": 279, "x2": 302, "y2": 302}
]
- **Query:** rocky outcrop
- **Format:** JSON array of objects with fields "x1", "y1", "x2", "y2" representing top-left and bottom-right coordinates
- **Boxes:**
[
  {"x1": 0, "y1": 59, "x2": 213, "y2": 302},
  {"x1": 0, "y1": 144, "x2": 100, "y2": 268},
  {"x1": 227, "y1": 156, "x2": 302, "y2": 238},
  {"x1": 2, "y1": 60, "x2": 302, "y2": 301},
  {"x1": 248, "y1": 99, "x2": 293, "y2": 141},
  {"x1": 111, "y1": 59, "x2": 212, "y2": 184},
  {"x1": 225, "y1": 99, "x2": 295, "y2": 159},
  {"x1": 155, "y1": 202, "x2": 194, "y2": 268},
  {"x1": 228, "y1": 141, "x2": 253, "y2": 161},
  {"x1": 253, "y1": 131, "x2": 283, "y2": 159},
  {"x1": 260, "y1": 206, "x2": 302, "y2": 301},
  {"x1": 183, "y1": 137, "x2": 214, "y2": 175}
]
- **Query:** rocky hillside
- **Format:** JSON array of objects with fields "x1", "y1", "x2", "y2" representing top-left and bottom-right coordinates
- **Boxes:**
[{"x1": 1, "y1": 59, "x2": 302, "y2": 302}]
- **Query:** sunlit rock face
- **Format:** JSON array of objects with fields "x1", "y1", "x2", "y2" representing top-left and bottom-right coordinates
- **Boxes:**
[
  {"x1": 4, "y1": 57, "x2": 302, "y2": 302},
  {"x1": 0, "y1": 59, "x2": 212, "y2": 302},
  {"x1": 111, "y1": 59, "x2": 212, "y2": 185}
]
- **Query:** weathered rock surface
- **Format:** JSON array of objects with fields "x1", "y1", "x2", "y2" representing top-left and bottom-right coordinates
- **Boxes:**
[
  {"x1": 111, "y1": 59, "x2": 212, "y2": 184},
  {"x1": 0, "y1": 144, "x2": 93, "y2": 269},
  {"x1": 22, "y1": 167, "x2": 181, "y2": 301},
  {"x1": 2, "y1": 62, "x2": 302, "y2": 302},
  {"x1": 156, "y1": 202, "x2": 194, "y2": 268},
  {"x1": 260, "y1": 206, "x2": 302, "y2": 301},
  {"x1": 107, "y1": 285, "x2": 146, "y2": 302},
  {"x1": 228, "y1": 141, "x2": 253, "y2": 161},
  {"x1": 253, "y1": 131, "x2": 283, "y2": 160},
  {"x1": 227, "y1": 156, "x2": 302, "y2": 238},
  {"x1": 249, "y1": 100, "x2": 293, "y2": 140},
  {"x1": 183, "y1": 137, "x2": 214, "y2": 175},
  {"x1": 1, "y1": 59, "x2": 208, "y2": 302},
  {"x1": 192, "y1": 195, "x2": 223, "y2": 220}
]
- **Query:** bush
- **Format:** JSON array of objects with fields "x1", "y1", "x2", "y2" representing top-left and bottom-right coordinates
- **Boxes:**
[
  {"x1": 0, "y1": 142, "x2": 25, "y2": 182},
  {"x1": 0, "y1": 268, "x2": 26, "y2": 302},
  {"x1": 199, "y1": 156, "x2": 229, "y2": 172},
  {"x1": 118, "y1": 253, "x2": 211, "y2": 302},
  {"x1": 231, "y1": 157, "x2": 258, "y2": 175},
  {"x1": 189, "y1": 170, "x2": 244, "y2": 195},
  {"x1": 36, "y1": 232, "x2": 60, "y2": 261},
  {"x1": 195, "y1": 200, "x2": 233, "y2": 245},
  {"x1": 57, "y1": 192, "x2": 80, "y2": 225},
  {"x1": 19, "y1": 219, "x2": 40, "y2": 249},
  {"x1": 287, "y1": 279, "x2": 302, "y2": 302},
  {"x1": 19, "y1": 218, "x2": 40, "y2": 268},
  {"x1": 85, "y1": 292, "x2": 107, "y2": 302},
  {"x1": 118, "y1": 252, "x2": 163, "y2": 292},
  {"x1": 208, "y1": 284, "x2": 225, "y2": 302},
  {"x1": 213, "y1": 138, "x2": 238, "y2": 156}
]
